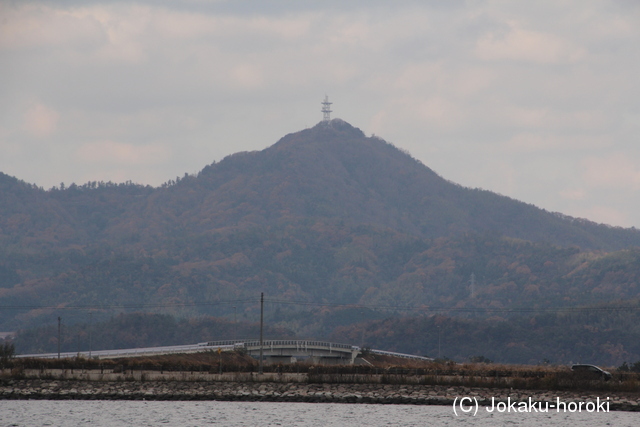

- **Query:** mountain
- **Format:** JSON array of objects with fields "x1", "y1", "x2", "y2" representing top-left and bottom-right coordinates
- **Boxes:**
[
  {"x1": 3, "y1": 120, "x2": 640, "y2": 252},
  {"x1": 2, "y1": 119, "x2": 640, "y2": 348},
  {"x1": 93, "y1": 119, "x2": 640, "y2": 251}
]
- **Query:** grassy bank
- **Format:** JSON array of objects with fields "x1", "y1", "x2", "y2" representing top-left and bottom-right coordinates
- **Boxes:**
[{"x1": 2, "y1": 351, "x2": 639, "y2": 393}]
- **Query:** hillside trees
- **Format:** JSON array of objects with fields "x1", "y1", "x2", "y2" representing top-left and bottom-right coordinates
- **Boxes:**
[{"x1": 3, "y1": 120, "x2": 640, "y2": 354}]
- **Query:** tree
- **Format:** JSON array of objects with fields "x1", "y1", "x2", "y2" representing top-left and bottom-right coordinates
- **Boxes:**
[{"x1": 0, "y1": 341, "x2": 15, "y2": 366}]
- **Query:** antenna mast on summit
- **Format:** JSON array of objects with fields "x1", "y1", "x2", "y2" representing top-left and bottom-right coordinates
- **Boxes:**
[{"x1": 321, "y1": 95, "x2": 332, "y2": 122}]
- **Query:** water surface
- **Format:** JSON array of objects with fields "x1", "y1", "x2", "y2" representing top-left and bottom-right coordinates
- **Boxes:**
[{"x1": 0, "y1": 401, "x2": 635, "y2": 426}]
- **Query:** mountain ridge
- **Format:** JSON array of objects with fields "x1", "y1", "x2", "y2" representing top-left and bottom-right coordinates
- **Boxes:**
[
  {"x1": 116, "y1": 119, "x2": 640, "y2": 251},
  {"x1": 2, "y1": 119, "x2": 640, "y2": 252},
  {"x1": 4, "y1": 120, "x2": 640, "y2": 364}
]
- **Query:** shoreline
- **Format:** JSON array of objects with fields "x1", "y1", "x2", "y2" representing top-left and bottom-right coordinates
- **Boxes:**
[{"x1": 1, "y1": 379, "x2": 639, "y2": 412}]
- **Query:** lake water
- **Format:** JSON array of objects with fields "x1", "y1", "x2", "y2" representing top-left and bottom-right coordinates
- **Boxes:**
[{"x1": 0, "y1": 401, "x2": 636, "y2": 426}]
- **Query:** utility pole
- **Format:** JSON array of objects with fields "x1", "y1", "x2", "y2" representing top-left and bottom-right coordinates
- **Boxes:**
[
  {"x1": 259, "y1": 292, "x2": 264, "y2": 374},
  {"x1": 360, "y1": 310, "x2": 365, "y2": 347},
  {"x1": 57, "y1": 317, "x2": 61, "y2": 359},
  {"x1": 233, "y1": 306, "x2": 237, "y2": 344},
  {"x1": 89, "y1": 312, "x2": 93, "y2": 359}
]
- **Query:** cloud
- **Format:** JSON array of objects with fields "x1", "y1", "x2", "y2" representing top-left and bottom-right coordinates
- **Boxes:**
[
  {"x1": 505, "y1": 133, "x2": 612, "y2": 153},
  {"x1": 76, "y1": 141, "x2": 170, "y2": 166},
  {"x1": 582, "y1": 153, "x2": 640, "y2": 191},
  {"x1": 2, "y1": 0, "x2": 640, "y2": 228},
  {"x1": 23, "y1": 103, "x2": 60, "y2": 138},
  {"x1": 559, "y1": 188, "x2": 586, "y2": 201},
  {"x1": 229, "y1": 64, "x2": 264, "y2": 90},
  {"x1": 475, "y1": 21, "x2": 586, "y2": 64},
  {"x1": 0, "y1": 3, "x2": 105, "y2": 51}
]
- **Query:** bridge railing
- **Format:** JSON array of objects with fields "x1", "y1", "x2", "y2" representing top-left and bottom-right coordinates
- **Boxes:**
[
  {"x1": 204, "y1": 339, "x2": 359, "y2": 352},
  {"x1": 18, "y1": 340, "x2": 430, "y2": 362},
  {"x1": 18, "y1": 343, "x2": 236, "y2": 360},
  {"x1": 369, "y1": 348, "x2": 433, "y2": 361}
]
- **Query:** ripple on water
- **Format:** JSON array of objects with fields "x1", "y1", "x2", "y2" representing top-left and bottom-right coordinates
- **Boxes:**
[{"x1": 0, "y1": 401, "x2": 637, "y2": 427}]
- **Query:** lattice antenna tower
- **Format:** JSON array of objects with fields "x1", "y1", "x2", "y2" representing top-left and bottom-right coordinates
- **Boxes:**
[{"x1": 321, "y1": 95, "x2": 332, "y2": 122}]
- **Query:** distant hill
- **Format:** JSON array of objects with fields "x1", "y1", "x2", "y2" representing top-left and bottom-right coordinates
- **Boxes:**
[
  {"x1": 98, "y1": 119, "x2": 640, "y2": 251},
  {"x1": 2, "y1": 120, "x2": 640, "y2": 251},
  {"x1": 170, "y1": 119, "x2": 640, "y2": 250},
  {"x1": 329, "y1": 300, "x2": 640, "y2": 366},
  {"x1": 2, "y1": 119, "x2": 640, "y2": 341}
]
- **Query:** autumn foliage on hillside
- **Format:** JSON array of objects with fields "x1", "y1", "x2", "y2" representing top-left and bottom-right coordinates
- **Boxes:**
[{"x1": 2, "y1": 120, "x2": 640, "y2": 364}]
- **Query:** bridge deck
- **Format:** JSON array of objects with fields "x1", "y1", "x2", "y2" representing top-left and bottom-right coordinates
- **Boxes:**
[{"x1": 17, "y1": 339, "x2": 432, "y2": 363}]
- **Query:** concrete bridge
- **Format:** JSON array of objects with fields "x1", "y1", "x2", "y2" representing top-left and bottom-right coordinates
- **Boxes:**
[
  {"x1": 18, "y1": 339, "x2": 432, "y2": 365},
  {"x1": 204, "y1": 339, "x2": 361, "y2": 365}
]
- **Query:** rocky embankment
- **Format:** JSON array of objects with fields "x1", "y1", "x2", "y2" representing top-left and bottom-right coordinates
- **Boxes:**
[{"x1": 1, "y1": 379, "x2": 639, "y2": 411}]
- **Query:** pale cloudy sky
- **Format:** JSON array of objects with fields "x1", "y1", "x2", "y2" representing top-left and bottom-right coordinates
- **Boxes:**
[{"x1": 2, "y1": 0, "x2": 640, "y2": 228}]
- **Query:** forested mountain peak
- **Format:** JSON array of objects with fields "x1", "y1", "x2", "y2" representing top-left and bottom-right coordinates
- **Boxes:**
[
  {"x1": 164, "y1": 119, "x2": 640, "y2": 251},
  {"x1": 2, "y1": 120, "x2": 640, "y2": 251},
  {"x1": 4, "y1": 120, "x2": 640, "y2": 365}
]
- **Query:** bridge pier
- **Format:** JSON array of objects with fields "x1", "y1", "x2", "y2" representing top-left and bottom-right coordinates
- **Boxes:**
[{"x1": 236, "y1": 340, "x2": 361, "y2": 365}]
